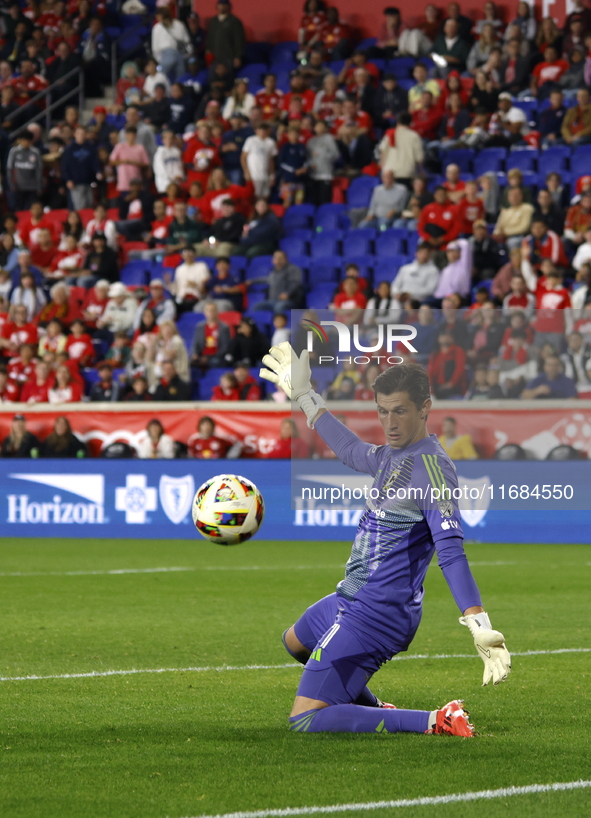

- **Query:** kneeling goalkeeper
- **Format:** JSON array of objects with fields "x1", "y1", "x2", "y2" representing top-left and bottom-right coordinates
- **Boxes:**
[{"x1": 260, "y1": 345, "x2": 511, "y2": 736}]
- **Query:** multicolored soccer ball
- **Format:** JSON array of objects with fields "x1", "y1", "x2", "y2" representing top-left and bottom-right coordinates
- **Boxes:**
[{"x1": 191, "y1": 474, "x2": 265, "y2": 545}]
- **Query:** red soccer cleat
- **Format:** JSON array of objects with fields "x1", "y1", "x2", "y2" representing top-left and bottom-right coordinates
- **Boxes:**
[
  {"x1": 432, "y1": 699, "x2": 474, "y2": 737},
  {"x1": 378, "y1": 700, "x2": 397, "y2": 709}
]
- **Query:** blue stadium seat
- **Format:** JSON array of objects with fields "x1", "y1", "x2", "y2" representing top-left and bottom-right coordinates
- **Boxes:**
[
  {"x1": 306, "y1": 284, "x2": 337, "y2": 310},
  {"x1": 358, "y1": 37, "x2": 377, "y2": 49},
  {"x1": 82, "y1": 368, "x2": 101, "y2": 390},
  {"x1": 240, "y1": 63, "x2": 268, "y2": 87},
  {"x1": 275, "y1": 70, "x2": 292, "y2": 93},
  {"x1": 280, "y1": 236, "x2": 309, "y2": 257},
  {"x1": 309, "y1": 230, "x2": 342, "y2": 258},
  {"x1": 342, "y1": 229, "x2": 375, "y2": 256},
  {"x1": 247, "y1": 255, "x2": 274, "y2": 278},
  {"x1": 520, "y1": 170, "x2": 538, "y2": 188},
  {"x1": 120, "y1": 262, "x2": 150, "y2": 287},
  {"x1": 270, "y1": 41, "x2": 299, "y2": 63},
  {"x1": 307, "y1": 259, "x2": 340, "y2": 282},
  {"x1": 311, "y1": 365, "x2": 338, "y2": 394},
  {"x1": 341, "y1": 256, "x2": 374, "y2": 278},
  {"x1": 329, "y1": 59, "x2": 346, "y2": 75},
  {"x1": 287, "y1": 255, "x2": 309, "y2": 272},
  {"x1": 373, "y1": 255, "x2": 412, "y2": 282},
  {"x1": 512, "y1": 99, "x2": 537, "y2": 124},
  {"x1": 443, "y1": 149, "x2": 474, "y2": 173},
  {"x1": 243, "y1": 309, "x2": 274, "y2": 328},
  {"x1": 347, "y1": 176, "x2": 380, "y2": 208},
  {"x1": 176, "y1": 312, "x2": 203, "y2": 350},
  {"x1": 572, "y1": 145, "x2": 591, "y2": 167},
  {"x1": 244, "y1": 42, "x2": 271, "y2": 63},
  {"x1": 385, "y1": 57, "x2": 416, "y2": 78},
  {"x1": 282, "y1": 227, "x2": 313, "y2": 241},
  {"x1": 397, "y1": 79, "x2": 414, "y2": 91},
  {"x1": 314, "y1": 203, "x2": 346, "y2": 230},
  {"x1": 506, "y1": 150, "x2": 538, "y2": 172},
  {"x1": 375, "y1": 231, "x2": 404, "y2": 256},
  {"x1": 406, "y1": 233, "x2": 420, "y2": 254},
  {"x1": 229, "y1": 256, "x2": 247, "y2": 279},
  {"x1": 282, "y1": 204, "x2": 315, "y2": 231},
  {"x1": 197, "y1": 367, "x2": 232, "y2": 401},
  {"x1": 473, "y1": 148, "x2": 507, "y2": 176},
  {"x1": 538, "y1": 146, "x2": 570, "y2": 174},
  {"x1": 269, "y1": 61, "x2": 297, "y2": 78},
  {"x1": 472, "y1": 280, "x2": 493, "y2": 301}
]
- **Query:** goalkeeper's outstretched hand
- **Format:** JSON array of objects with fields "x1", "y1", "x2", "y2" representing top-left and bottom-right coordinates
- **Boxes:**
[
  {"x1": 460, "y1": 612, "x2": 511, "y2": 686},
  {"x1": 259, "y1": 342, "x2": 326, "y2": 427},
  {"x1": 259, "y1": 342, "x2": 311, "y2": 400}
]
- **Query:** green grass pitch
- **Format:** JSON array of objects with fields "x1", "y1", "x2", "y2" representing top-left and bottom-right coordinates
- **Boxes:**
[{"x1": 0, "y1": 538, "x2": 589, "y2": 818}]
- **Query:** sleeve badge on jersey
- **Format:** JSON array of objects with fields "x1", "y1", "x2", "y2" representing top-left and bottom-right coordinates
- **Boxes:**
[{"x1": 437, "y1": 500, "x2": 454, "y2": 518}]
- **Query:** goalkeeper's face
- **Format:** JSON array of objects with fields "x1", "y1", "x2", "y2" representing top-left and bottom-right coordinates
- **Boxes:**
[{"x1": 376, "y1": 391, "x2": 431, "y2": 450}]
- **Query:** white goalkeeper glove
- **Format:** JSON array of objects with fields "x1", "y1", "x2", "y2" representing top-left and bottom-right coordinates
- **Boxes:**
[
  {"x1": 459, "y1": 611, "x2": 511, "y2": 686},
  {"x1": 259, "y1": 342, "x2": 326, "y2": 428}
]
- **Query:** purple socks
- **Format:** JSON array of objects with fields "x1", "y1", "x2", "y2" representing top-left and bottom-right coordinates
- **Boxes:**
[{"x1": 289, "y1": 705, "x2": 430, "y2": 734}]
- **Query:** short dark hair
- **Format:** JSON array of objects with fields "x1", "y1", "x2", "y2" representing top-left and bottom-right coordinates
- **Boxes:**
[{"x1": 372, "y1": 363, "x2": 431, "y2": 410}]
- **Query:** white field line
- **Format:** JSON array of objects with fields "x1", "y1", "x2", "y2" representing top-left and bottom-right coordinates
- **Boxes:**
[
  {"x1": 0, "y1": 565, "x2": 345, "y2": 578},
  {"x1": 178, "y1": 780, "x2": 591, "y2": 818},
  {"x1": 0, "y1": 647, "x2": 588, "y2": 683}
]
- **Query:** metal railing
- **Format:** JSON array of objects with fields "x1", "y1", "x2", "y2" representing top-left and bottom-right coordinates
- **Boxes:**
[{"x1": 8, "y1": 67, "x2": 85, "y2": 137}]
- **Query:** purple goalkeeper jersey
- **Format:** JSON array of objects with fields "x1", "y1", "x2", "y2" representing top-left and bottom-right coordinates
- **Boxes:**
[{"x1": 314, "y1": 412, "x2": 481, "y2": 653}]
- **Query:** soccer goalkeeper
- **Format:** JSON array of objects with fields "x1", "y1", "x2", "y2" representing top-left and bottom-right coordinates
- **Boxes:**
[{"x1": 260, "y1": 344, "x2": 511, "y2": 737}]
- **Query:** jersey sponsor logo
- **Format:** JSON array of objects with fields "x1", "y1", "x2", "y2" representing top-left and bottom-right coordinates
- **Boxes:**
[
  {"x1": 440, "y1": 519, "x2": 459, "y2": 530},
  {"x1": 159, "y1": 474, "x2": 194, "y2": 524}
]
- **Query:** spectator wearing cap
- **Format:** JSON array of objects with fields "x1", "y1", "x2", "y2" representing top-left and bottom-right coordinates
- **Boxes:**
[
  {"x1": 89, "y1": 362, "x2": 122, "y2": 402},
  {"x1": 194, "y1": 198, "x2": 245, "y2": 257},
  {"x1": 488, "y1": 92, "x2": 529, "y2": 146},
  {"x1": 82, "y1": 232, "x2": 119, "y2": 285},
  {"x1": 191, "y1": 301, "x2": 232, "y2": 368},
  {"x1": 134, "y1": 280, "x2": 176, "y2": 330},
  {"x1": 110, "y1": 127, "x2": 150, "y2": 209},
  {"x1": 118, "y1": 107, "x2": 158, "y2": 164},
  {"x1": 375, "y1": 73, "x2": 408, "y2": 129},
  {"x1": 142, "y1": 84, "x2": 172, "y2": 131},
  {"x1": 0, "y1": 413, "x2": 40, "y2": 458},
  {"x1": 242, "y1": 123, "x2": 277, "y2": 198},
  {"x1": 206, "y1": 0, "x2": 245, "y2": 70},
  {"x1": 97, "y1": 282, "x2": 138, "y2": 337},
  {"x1": 61, "y1": 126, "x2": 101, "y2": 211},
  {"x1": 247, "y1": 249, "x2": 304, "y2": 314},
  {"x1": 165, "y1": 247, "x2": 210, "y2": 311},
  {"x1": 6, "y1": 130, "x2": 42, "y2": 211},
  {"x1": 223, "y1": 77, "x2": 255, "y2": 120},
  {"x1": 221, "y1": 112, "x2": 253, "y2": 184},
  {"x1": 224, "y1": 316, "x2": 269, "y2": 367},
  {"x1": 167, "y1": 83, "x2": 195, "y2": 135},
  {"x1": 153, "y1": 130, "x2": 184, "y2": 195},
  {"x1": 151, "y1": 8, "x2": 191, "y2": 83},
  {"x1": 238, "y1": 198, "x2": 281, "y2": 259}
]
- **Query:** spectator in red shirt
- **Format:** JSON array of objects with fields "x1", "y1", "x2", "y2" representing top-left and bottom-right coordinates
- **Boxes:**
[
  {"x1": 0, "y1": 304, "x2": 38, "y2": 356},
  {"x1": 417, "y1": 186, "x2": 459, "y2": 250},
  {"x1": 411, "y1": 91, "x2": 443, "y2": 140},
  {"x1": 30, "y1": 227, "x2": 57, "y2": 275},
  {"x1": 19, "y1": 201, "x2": 58, "y2": 248},
  {"x1": 442, "y1": 162, "x2": 466, "y2": 203},
  {"x1": 521, "y1": 250, "x2": 572, "y2": 346},
  {"x1": 317, "y1": 7, "x2": 350, "y2": 59},
  {"x1": 255, "y1": 74, "x2": 284, "y2": 122},
  {"x1": 332, "y1": 96, "x2": 373, "y2": 137},
  {"x1": 338, "y1": 50, "x2": 380, "y2": 92},
  {"x1": 20, "y1": 360, "x2": 50, "y2": 404},
  {"x1": 530, "y1": 45, "x2": 569, "y2": 99},
  {"x1": 191, "y1": 301, "x2": 232, "y2": 368},
  {"x1": 81, "y1": 279, "x2": 110, "y2": 329},
  {"x1": 65, "y1": 318, "x2": 95, "y2": 366},
  {"x1": 36, "y1": 281, "x2": 76, "y2": 329},
  {"x1": 428, "y1": 329, "x2": 467, "y2": 398},
  {"x1": 7, "y1": 342, "x2": 37, "y2": 391},
  {"x1": 48, "y1": 363, "x2": 84, "y2": 404},
  {"x1": 212, "y1": 371, "x2": 240, "y2": 401},
  {"x1": 299, "y1": 0, "x2": 326, "y2": 48},
  {"x1": 10, "y1": 58, "x2": 48, "y2": 107},
  {"x1": 0, "y1": 365, "x2": 20, "y2": 401},
  {"x1": 188, "y1": 415, "x2": 231, "y2": 459},
  {"x1": 282, "y1": 74, "x2": 316, "y2": 114},
  {"x1": 265, "y1": 418, "x2": 310, "y2": 458},
  {"x1": 523, "y1": 218, "x2": 569, "y2": 271},
  {"x1": 332, "y1": 276, "x2": 368, "y2": 325},
  {"x1": 183, "y1": 122, "x2": 221, "y2": 187},
  {"x1": 456, "y1": 180, "x2": 485, "y2": 234}
]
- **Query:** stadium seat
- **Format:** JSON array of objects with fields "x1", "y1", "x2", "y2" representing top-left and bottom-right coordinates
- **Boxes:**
[
  {"x1": 309, "y1": 230, "x2": 342, "y2": 258},
  {"x1": 280, "y1": 236, "x2": 309, "y2": 257},
  {"x1": 120, "y1": 262, "x2": 150, "y2": 287},
  {"x1": 247, "y1": 255, "x2": 274, "y2": 278},
  {"x1": 282, "y1": 228, "x2": 313, "y2": 242},
  {"x1": 358, "y1": 37, "x2": 377, "y2": 49},
  {"x1": 443, "y1": 149, "x2": 474, "y2": 173},
  {"x1": 218, "y1": 311, "x2": 242, "y2": 330},
  {"x1": 397, "y1": 79, "x2": 414, "y2": 91},
  {"x1": 229, "y1": 256, "x2": 248, "y2": 280},
  {"x1": 347, "y1": 176, "x2": 380, "y2": 208},
  {"x1": 244, "y1": 42, "x2": 271, "y2": 63},
  {"x1": 373, "y1": 256, "x2": 411, "y2": 282},
  {"x1": 342, "y1": 229, "x2": 375, "y2": 257},
  {"x1": 307, "y1": 259, "x2": 340, "y2": 282},
  {"x1": 240, "y1": 63, "x2": 267, "y2": 87},
  {"x1": 282, "y1": 204, "x2": 315, "y2": 231},
  {"x1": 176, "y1": 312, "x2": 203, "y2": 349},
  {"x1": 314, "y1": 203, "x2": 346, "y2": 230},
  {"x1": 306, "y1": 284, "x2": 337, "y2": 309},
  {"x1": 385, "y1": 57, "x2": 415, "y2": 78},
  {"x1": 506, "y1": 150, "x2": 538, "y2": 172},
  {"x1": 406, "y1": 234, "x2": 420, "y2": 254},
  {"x1": 270, "y1": 41, "x2": 299, "y2": 63},
  {"x1": 538, "y1": 146, "x2": 570, "y2": 174},
  {"x1": 572, "y1": 145, "x2": 591, "y2": 166},
  {"x1": 375, "y1": 231, "x2": 404, "y2": 256},
  {"x1": 275, "y1": 70, "x2": 292, "y2": 93},
  {"x1": 512, "y1": 99, "x2": 537, "y2": 124},
  {"x1": 329, "y1": 59, "x2": 346, "y2": 75},
  {"x1": 472, "y1": 147, "x2": 507, "y2": 175},
  {"x1": 197, "y1": 367, "x2": 232, "y2": 401},
  {"x1": 342, "y1": 255, "x2": 375, "y2": 277},
  {"x1": 519, "y1": 170, "x2": 538, "y2": 188}
]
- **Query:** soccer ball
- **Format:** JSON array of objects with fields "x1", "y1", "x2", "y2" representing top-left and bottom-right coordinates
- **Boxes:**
[{"x1": 191, "y1": 474, "x2": 265, "y2": 546}]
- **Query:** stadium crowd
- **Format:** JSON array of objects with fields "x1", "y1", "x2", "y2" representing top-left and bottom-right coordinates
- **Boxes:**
[{"x1": 0, "y1": 0, "x2": 591, "y2": 415}]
